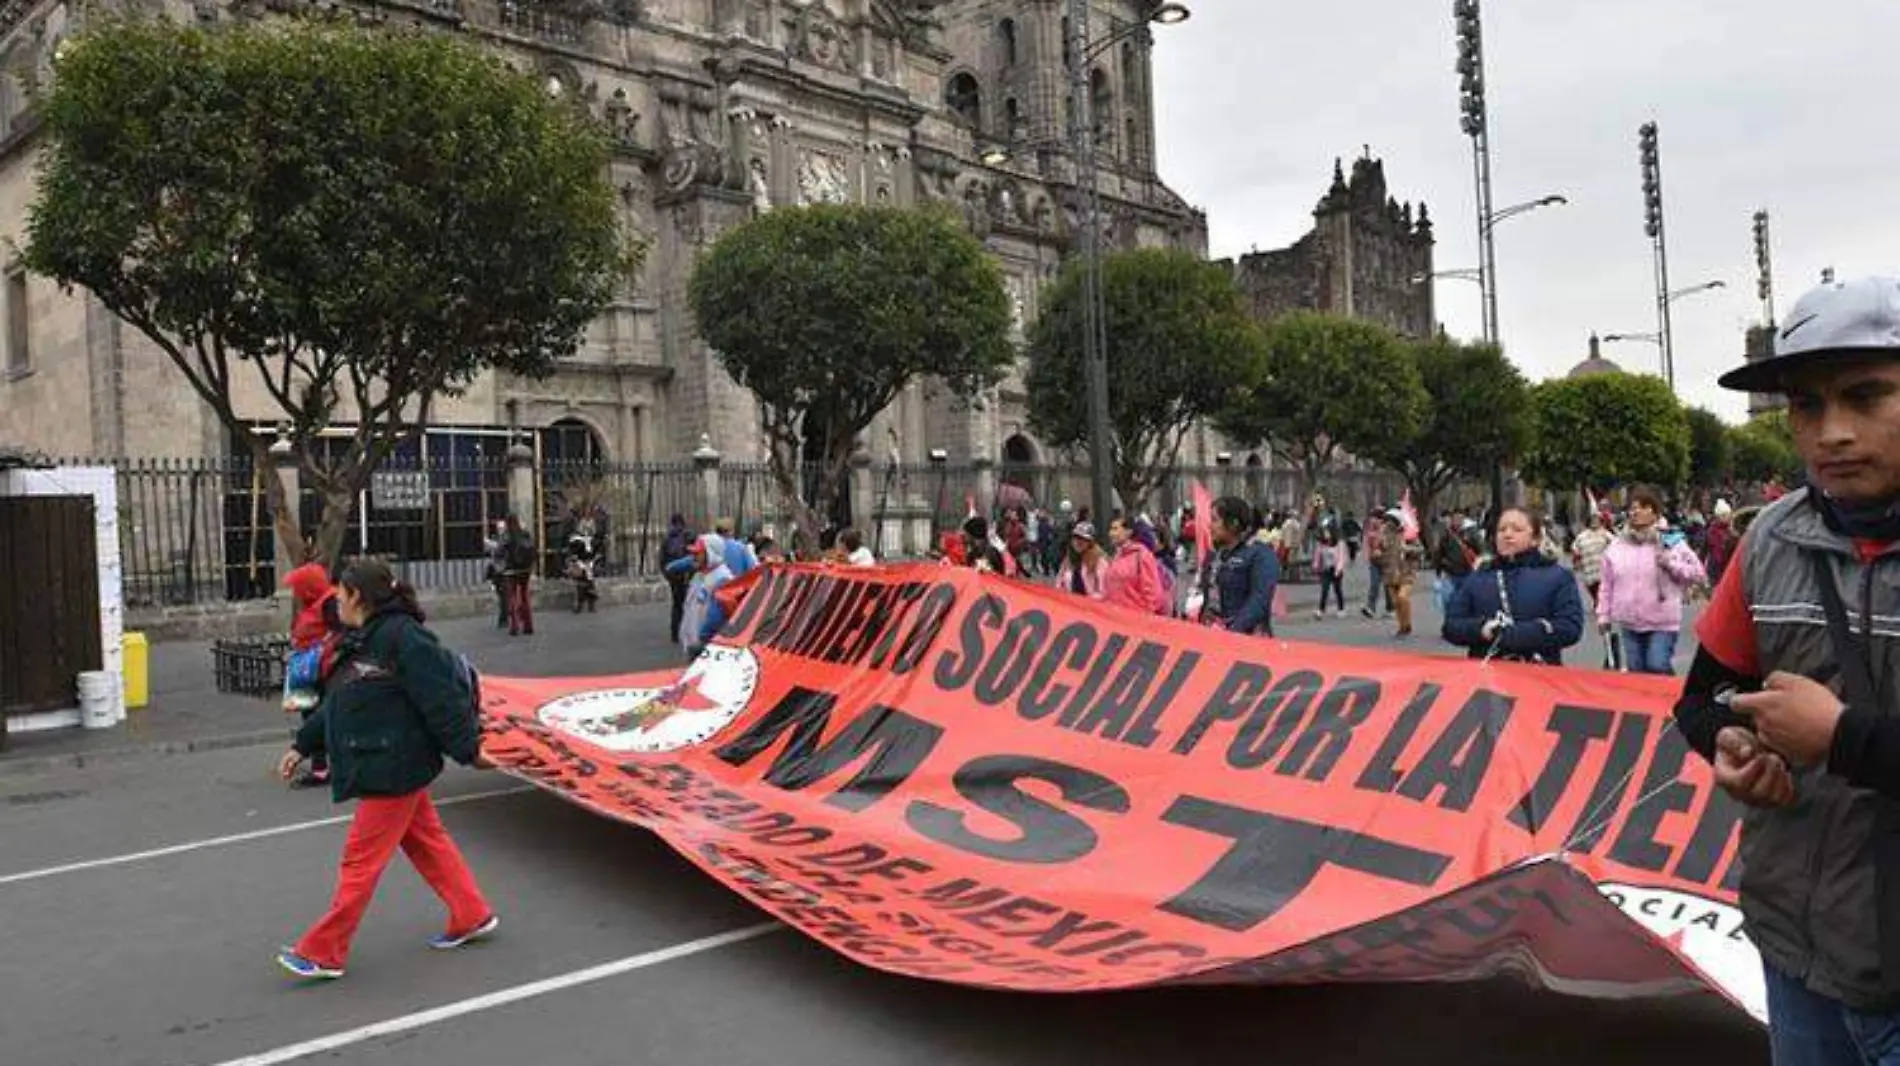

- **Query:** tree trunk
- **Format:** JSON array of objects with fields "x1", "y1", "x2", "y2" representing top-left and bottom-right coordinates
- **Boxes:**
[
  {"x1": 767, "y1": 444, "x2": 817, "y2": 558},
  {"x1": 313, "y1": 486, "x2": 357, "y2": 572}
]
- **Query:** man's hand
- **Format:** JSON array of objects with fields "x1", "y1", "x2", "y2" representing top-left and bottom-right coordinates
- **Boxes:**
[
  {"x1": 1712, "y1": 726, "x2": 1795, "y2": 808},
  {"x1": 1480, "y1": 620, "x2": 1500, "y2": 641},
  {"x1": 277, "y1": 749, "x2": 304, "y2": 781},
  {"x1": 1731, "y1": 671, "x2": 1846, "y2": 768}
]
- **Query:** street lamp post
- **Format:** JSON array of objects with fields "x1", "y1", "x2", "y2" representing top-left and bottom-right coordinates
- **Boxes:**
[
  {"x1": 1067, "y1": 0, "x2": 1188, "y2": 528},
  {"x1": 1603, "y1": 280, "x2": 1724, "y2": 377},
  {"x1": 1637, "y1": 121, "x2": 1679, "y2": 390}
]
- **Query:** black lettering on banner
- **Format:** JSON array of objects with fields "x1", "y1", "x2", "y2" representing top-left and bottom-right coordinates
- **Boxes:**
[
  {"x1": 906, "y1": 756, "x2": 1131, "y2": 864},
  {"x1": 1394, "y1": 689, "x2": 1515, "y2": 812},
  {"x1": 975, "y1": 611, "x2": 1053, "y2": 707},
  {"x1": 713, "y1": 686, "x2": 943, "y2": 812},
  {"x1": 1172, "y1": 663, "x2": 1271, "y2": 756},
  {"x1": 1608, "y1": 726, "x2": 1698, "y2": 872},
  {"x1": 919, "y1": 878, "x2": 1010, "y2": 911},
  {"x1": 720, "y1": 567, "x2": 783, "y2": 640},
  {"x1": 863, "y1": 584, "x2": 931, "y2": 668},
  {"x1": 959, "y1": 896, "x2": 1062, "y2": 934},
  {"x1": 1354, "y1": 683, "x2": 1442, "y2": 792},
  {"x1": 755, "y1": 573, "x2": 819, "y2": 648},
  {"x1": 1277, "y1": 676, "x2": 1381, "y2": 782},
  {"x1": 1156, "y1": 795, "x2": 1453, "y2": 932},
  {"x1": 1674, "y1": 786, "x2": 1743, "y2": 886},
  {"x1": 934, "y1": 593, "x2": 1005, "y2": 691},
  {"x1": 1020, "y1": 622, "x2": 1097, "y2": 722},
  {"x1": 1070, "y1": 642, "x2": 1168, "y2": 744},
  {"x1": 1056, "y1": 634, "x2": 1130, "y2": 728},
  {"x1": 1124, "y1": 650, "x2": 1200, "y2": 748},
  {"x1": 1564, "y1": 712, "x2": 1650, "y2": 853},
  {"x1": 1100, "y1": 942, "x2": 1206, "y2": 967},
  {"x1": 1228, "y1": 670, "x2": 1325, "y2": 770},
  {"x1": 763, "y1": 573, "x2": 827, "y2": 652},
  {"x1": 993, "y1": 911, "x2": 1123, "y2": 951},
  {"x1": 823, "y1": 584, "x2": 893, "y2": 664},
  {"x1": 789, "y1": 579, "x2": 854, "y2": 658},
  {"x1": 798, "y1": 580, "x2": 870, "y2": 659},
  {"x1": 890, "y1": 583, "x2": 959, "y2": 675},
  {"x1": 1508, "y1": 704, "x2": 1614, "y2": 834}
]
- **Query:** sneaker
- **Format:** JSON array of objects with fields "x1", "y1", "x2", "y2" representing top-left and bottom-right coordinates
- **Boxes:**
[
  {"x1": 1360, "y1": 607, "x2": 1374, "y2": 619},
  {"x1": 429, "y1": 914, "x2": 500, "y2": 951},
  {"x1": 289, "y1": 769, "x2": 330, "y2": 790},
  {"x1": 1313, "y1": 609, "x2": 1324, "y2": 621},
  {"x1": 276, "y1": 949, "x2": 344, "y2": 980}
]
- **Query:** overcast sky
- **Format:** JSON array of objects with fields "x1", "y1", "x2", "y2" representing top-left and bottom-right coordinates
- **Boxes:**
[{"x1": 1151, "y1": 0, "x2": 1899, "y2": 423}]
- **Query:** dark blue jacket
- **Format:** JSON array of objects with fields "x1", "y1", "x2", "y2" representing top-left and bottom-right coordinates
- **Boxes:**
[
  {"x1": 1208, "y1": 539, "x2": 1280, "y2": 636},
  {"x1": 1442, "y1": 550, "x2": 1585, "y2": 665}
]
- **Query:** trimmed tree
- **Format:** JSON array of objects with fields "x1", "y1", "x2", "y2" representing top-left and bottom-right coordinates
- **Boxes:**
[
  {"x1": 23, "y1": 20, "x2": 629, "y2": 567},
  {"x1": 1729, "y1": 411, "x2": 1803, "y2": 486},
  {"x1": 1685, "y1": 406, "x2": 1733, "y2": 490},
  {"x1": 1215, "y1": 311, "x2": 1428, "y2": 502},
  {"x1": 1362, "y1": 335, "x2": 1530, "y2": 526},
  {"x1": 1024, "y1": 248, "x2": 1263, "y2": 513},
  {"x1": 1519, "y1": 374, "x2": 1691, "y2": 493},
  {"x1": 689, "y1": 203, "x2": 1013, "y2": 551}
]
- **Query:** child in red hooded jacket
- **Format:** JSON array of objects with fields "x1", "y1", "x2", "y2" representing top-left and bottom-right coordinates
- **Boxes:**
[{"x1": 283, "y1": 561, "x2": 343, "y2": 789}]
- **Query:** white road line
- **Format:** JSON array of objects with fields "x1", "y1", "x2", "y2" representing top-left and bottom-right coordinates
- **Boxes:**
[
  {"x1": 0, "y1": 784, "x2": 535, "y2": 887},
  {"x1": 204, "y1": 923, "x2": 781, "y2": 1066}
]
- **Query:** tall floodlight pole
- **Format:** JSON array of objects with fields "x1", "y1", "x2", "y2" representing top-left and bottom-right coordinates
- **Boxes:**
[
  {"x1": 1639, "y1": 121, "x2": 1676, "y2": 390},
  {"x1": 1067, "y1": 0, "x2": 1113, "y2": 528},
  {"x1": 1753, "y1": 209, "x2": 1775, "y2": 327},
  {"x1": 1455, "y1": 0, "x2": 1498, "y2": 346}
]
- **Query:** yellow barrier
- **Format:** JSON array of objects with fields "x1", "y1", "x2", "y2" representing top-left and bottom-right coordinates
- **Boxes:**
[{"x1": 123, "y1": 631, "x2": 150, "y2": 710}]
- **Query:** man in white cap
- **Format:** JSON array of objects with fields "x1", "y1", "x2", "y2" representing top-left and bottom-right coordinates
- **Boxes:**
[{"x1": 1673, "y1": 275, "x2": 1900, "y2": 1063}]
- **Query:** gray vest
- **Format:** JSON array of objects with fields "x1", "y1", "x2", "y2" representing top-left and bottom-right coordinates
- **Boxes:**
[{"x1": 1739, "y1": 488, "x2": 1900, "y2": 1009}]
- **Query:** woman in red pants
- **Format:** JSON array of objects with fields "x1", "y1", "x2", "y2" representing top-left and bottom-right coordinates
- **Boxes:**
[{"x1": 274, "y1": 559, "x2": 498, "y2": 980}]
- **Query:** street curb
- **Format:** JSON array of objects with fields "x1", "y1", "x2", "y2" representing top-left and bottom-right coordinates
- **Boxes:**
[{"x1": 1, "y1": 728, "x2": 289, "y2": 777}]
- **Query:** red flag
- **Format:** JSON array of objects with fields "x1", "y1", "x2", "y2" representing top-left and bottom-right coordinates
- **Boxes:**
[
  {"x1": 1399, "y1": 489, "x2": 1421, "y2": 543},
  {"x1": 1191, "y1": 479, "x2": 1214, "y2": 563}
]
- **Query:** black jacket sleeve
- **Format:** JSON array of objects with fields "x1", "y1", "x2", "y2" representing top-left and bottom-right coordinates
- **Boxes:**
[
  {"x1": 1673, "y1": 647, "x2": 1756, "y2": 762},
  {"x1": 396, "y1": 623, "x2": 482, "y2": 766},
  {"x1": 294, "y1": 703, "x2": 328, "y2": 757},
  {"x1": 1829, "y1": 703, "x2": 1900, "y2": 797}
]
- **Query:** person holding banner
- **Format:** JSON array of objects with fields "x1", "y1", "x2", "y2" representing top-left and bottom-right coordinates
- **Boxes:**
[
  {"x1": 1441, "y1": 507, "x2": 1584, "y2": 665},
  {"x1": 1672, "y1": 274, "x2": 1900, "y2": 1066},
  {"x1": 1198, "y1": 496, "x2": 1279, "y2": 636},
  {"x1": 1103, "y1": 515, "x2": 1167, "y2": 615}
]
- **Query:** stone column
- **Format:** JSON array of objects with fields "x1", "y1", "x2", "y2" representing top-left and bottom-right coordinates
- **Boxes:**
[
  {"x1": 693, "y1": 433, "x2": 722, "y2": 530},
  {"x1": 849, "y1": 444, "x2": 873, "y2": 542},
  {"x1": 973, "y1": 456, "x2": 997, "y2": 519},
  {"x1": 269, "y1": 430, "x2": 301, "y2": 581},
  {"x1": 507, "y1": 435, "x2": 537, "y2": 527}
]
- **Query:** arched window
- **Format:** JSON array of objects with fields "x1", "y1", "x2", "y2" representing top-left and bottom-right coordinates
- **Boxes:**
[
  {"x1": 1090, "y1": 68, "x2": 1114, "y2": 142},
  {"x1": 1061, "y1": 18, "x2": 1072, "y2": 69},
  {"x1": 946, "y1": 72, "x2": 982, "y2": 129},
  {"x1": 998, "y1": 18, "x2": 1017, "y2": 66}
]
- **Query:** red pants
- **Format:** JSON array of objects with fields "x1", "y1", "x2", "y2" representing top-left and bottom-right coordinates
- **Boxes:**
[
  {"x1": 506, "y1": 575, "x2": 534, "y2": 633},
  {"x1": 294, "y1": 790, "x2": 491, "y2": 968}
]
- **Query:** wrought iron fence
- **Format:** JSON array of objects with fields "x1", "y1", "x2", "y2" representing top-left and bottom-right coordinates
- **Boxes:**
[{"x1": 543, "y1": 459, "x2": 700, "y2": 578}]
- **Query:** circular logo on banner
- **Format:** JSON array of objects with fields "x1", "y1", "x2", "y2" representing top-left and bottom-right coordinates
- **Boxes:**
[
  {"x1": 535, "y1": 645, "x2": 760, "y2": 754},
  {"x1": 1597, "y1": 882, "x2": 1764, "y2": 1022}
]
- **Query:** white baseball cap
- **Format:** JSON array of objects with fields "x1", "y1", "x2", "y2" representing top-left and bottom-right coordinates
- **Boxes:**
[{"x1": 1720, "y1": 275, "x2": 1900, "y2": 392}]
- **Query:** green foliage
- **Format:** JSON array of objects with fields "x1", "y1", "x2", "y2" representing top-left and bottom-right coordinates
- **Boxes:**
[
  {"x1": 1215, "y1": 311, "x2": 1428, "y2": 495},
  {"x1": 1025, "y1": 248, "x2": 1261, "y2": 511},
  {"x1": 1684, "y1": 406, "x2": 1733, "y2": 489},
  {"x1": 689, "y1": 203, "x2": 1012, "y2": 546},
  {"x1": 1519, "y1": 374, "x2": 1690, "y2": 491},
  {"x1": 1729, "y1": 410, "x2": 1803, "y2": 485},
  {"x1": 23, "y1": 20, "x2": 628, "y2": 564},
  {"x1": 1362, "y1": 335, "x2": 1529, "y2": 518}
]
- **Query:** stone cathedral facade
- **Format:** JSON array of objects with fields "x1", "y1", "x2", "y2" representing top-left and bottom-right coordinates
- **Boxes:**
[{"x1": 0, "y1": 0, "x2": 1207, "y2": 469}]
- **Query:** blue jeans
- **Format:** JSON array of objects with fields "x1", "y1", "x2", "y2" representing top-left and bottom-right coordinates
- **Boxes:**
[
  {"x1": 1620, "y1": 629, "x2": 1678, "y2": 675},
  {"x1": 1766, "y1": 963, "x2": 1900, "y2": 1066}
]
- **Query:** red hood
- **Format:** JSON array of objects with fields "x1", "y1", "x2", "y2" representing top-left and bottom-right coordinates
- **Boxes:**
[{"x1": 284, "y1": 563, "x2": 333, "y2": 607}]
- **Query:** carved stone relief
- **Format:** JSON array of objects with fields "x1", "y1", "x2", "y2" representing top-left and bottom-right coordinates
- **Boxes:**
[
  {"x1": 796, "y1": 148, "x2": 850, "y2": 205},
  {"x1": 749, "y1": 158, "x2": 772, "y2": 212}
]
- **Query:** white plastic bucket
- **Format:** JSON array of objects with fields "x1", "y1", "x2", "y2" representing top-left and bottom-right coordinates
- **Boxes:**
[{"x1": 77, "y1": 671, "x2": 117, "y2": 730}]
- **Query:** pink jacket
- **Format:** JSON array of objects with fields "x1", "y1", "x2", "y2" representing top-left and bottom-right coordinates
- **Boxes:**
[
  {"x1": 1104, "y1": 541, "x2": 1168, "y2": 615},
  {"x1": 1597, "y1": 534, "x2": 1707, "y2": 633}
]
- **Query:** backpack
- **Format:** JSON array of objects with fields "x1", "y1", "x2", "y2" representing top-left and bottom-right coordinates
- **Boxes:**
[
  {"x1": 503, "y1": 533, "x2": 537, "y2": 572},
  {"x1": 453, "y1": 652, "x2": 485, "y2": 731}
]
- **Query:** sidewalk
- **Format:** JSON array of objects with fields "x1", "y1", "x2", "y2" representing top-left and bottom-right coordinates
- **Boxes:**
[{"x1": 1, "y1": 598, "x2": 685, "y2": 775}]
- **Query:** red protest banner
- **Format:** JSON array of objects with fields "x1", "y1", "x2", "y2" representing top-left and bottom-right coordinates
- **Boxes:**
[{"x1": 480, "y1": 563, "x2": 1763, "y2": 1020}]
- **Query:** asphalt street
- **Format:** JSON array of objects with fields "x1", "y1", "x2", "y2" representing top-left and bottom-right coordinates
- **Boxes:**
[{"x1": 0, "y1": 566, "x2": 1756, "y2": 1066}]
